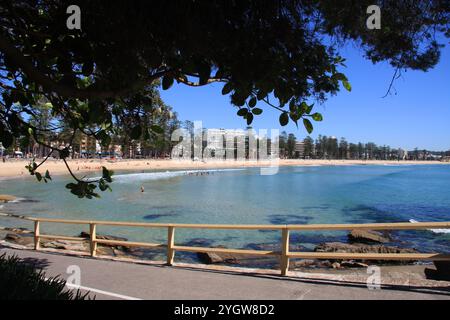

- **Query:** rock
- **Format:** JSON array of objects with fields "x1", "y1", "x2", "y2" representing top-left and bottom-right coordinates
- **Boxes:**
[
  {"x1": 340, "y1": 261, "x2": 369, "y2": 268},
  {"x1": 348, "y1": 229, "x2": 391, "y2": 244},
  {"x1": 315, "y1": 242, "x2": 417, "y2": 254},
  {"x1": 42, "y1": 240, "x2": 88, "y2": 251},
  {"x1": 3, "y1": 227, "x2": 32, "y2": 234},
  {"x1": 79, "y1": 231, "x2": 127, "y2": 242},
  {"x1": 318, "y1": 260, "x2": 332, "y2": 268},
  {"x1": 197, "y1": 246, "x2": 239, "y2": 264},
  {"x1": 197, "y1": 252, "x2": 228, "y2": 264},
  {"x1": 331, "y1": 262, "x2": 341, "y2": 269},
  {"x1": 314, "y1": 242, "x2": 418, "y2": 264},
  {"x1": 5, "y1": 233, "x2": 34, "y2": 246},
  {"x1": 245, "y1": 242, "x2": 305, "y2": 253},
  {"x1": 0, "y1": 194, "x2": 17, "y2": 202},
  {"x1": 96, "y1": 246, "x2": 116, "y2": 256},
  {"x1": 293, "y1": 259, "x2": 316, "y2": 268}
]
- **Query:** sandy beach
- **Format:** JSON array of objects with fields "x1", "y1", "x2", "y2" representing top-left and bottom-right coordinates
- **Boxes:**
[{"x1": 0, "y1": 158, "x2": 448, "y2": 179}]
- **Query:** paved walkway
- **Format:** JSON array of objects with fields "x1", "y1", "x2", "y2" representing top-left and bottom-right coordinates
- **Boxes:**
[{"x1": 1, "y1": 247, "x2": 449, "y2": 300}]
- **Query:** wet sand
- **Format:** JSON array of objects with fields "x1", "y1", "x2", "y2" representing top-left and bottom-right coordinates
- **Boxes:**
[{"x1": 0, "y1": 158, "x2": 447, "y2": 179}]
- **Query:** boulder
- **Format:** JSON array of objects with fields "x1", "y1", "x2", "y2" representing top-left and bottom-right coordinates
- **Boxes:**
[
  {"x1": 79, "y1": 231, "x2": 127, "y2": 242},
  {"x1": 293, "y1": 259, "x2": 316, "y2": 268},
  {"x1": 197, "y1": 252, "x2": 230, "y2": 264},
  {"x1": 42, "y1": 240, "x2": 88, "y2": 251},
  {"x1": 348, "y1": 229, "x2": 391, "y2": 244},
  {"x1": 314, "y1": 242, "x2": 418, "y2": 264},
  {"x1": 0, "y1": 194, "x2": 17, "y2": 202},
  {"x1": 331, "y1": 262, "x2": 341, "y2": 269},
  {"x1": 315, "y1": 242, "x2": 416, "y2": 254},
  {"x1": 5, "y1": 233, "x2": 34, "y2": 246},
  {"x1": 197, "y1": 246, "x2": 240, "y2": 264}
]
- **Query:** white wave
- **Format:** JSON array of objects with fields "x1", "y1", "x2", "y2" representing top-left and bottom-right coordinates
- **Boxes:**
[
  {"x1": 112, "y1": 168, "x2": 245, "y2": 183},
  {"x1": 409, "y1": 219, "x2": 450, "y2": 234},
  {"x1": 7, "y1": 197, "x2": 26, "y2": 203}
]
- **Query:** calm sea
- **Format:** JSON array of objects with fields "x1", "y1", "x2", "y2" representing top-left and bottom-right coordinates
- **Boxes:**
[{"x1": 1, "y1": 165, "x2": 449, "y2": 256}]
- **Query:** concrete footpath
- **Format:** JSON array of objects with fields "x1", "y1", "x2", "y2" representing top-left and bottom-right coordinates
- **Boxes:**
[{"x1": 1, "y1": 247, "x2": 449, "y2": 300}]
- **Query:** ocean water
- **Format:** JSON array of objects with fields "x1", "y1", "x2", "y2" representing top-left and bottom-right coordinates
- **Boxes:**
[{"x1": 1, "y1": 165, "x2": 449, "y2": 255}]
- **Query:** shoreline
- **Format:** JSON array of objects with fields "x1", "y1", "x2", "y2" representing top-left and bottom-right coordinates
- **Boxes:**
[{"x1": 0, "y1": 158, "x2": 448, "y2": 180}]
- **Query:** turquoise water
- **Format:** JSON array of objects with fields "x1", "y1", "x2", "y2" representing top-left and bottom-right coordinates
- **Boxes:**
[{"x1": 1, "y1": 165, "x2": 449, "y2": 254}]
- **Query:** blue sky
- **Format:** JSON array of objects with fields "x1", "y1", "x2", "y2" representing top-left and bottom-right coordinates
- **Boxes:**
[{"x1": 161, "y1": 44, "x2": 450, "y2": 151}]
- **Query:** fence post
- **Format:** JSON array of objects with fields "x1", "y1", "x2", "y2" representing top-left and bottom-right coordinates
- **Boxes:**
[
  {"x1": 167, "y1": 226, "x2": 175, "y2": 265},
  {"x1": 89, "y1": 223, "x2": 97, "y2": 257},
  {"x1": 34, "y1": 220, "x2": 40, "y2": 250},
  {"x1": 280, "y1": 227, "x2": 290, "y2": 276}
]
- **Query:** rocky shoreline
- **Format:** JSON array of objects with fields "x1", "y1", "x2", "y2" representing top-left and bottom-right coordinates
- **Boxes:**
[{"x1": 1, "y1": 226, "x2": 448, "y2": 280}]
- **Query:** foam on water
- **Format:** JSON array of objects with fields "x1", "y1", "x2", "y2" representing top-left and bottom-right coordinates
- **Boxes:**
[
  {"x1": 409, "y1": 219, "x2": 450, "y2": 234},
  {"x1": 112, "y1": 168, "x2": 246, "y2": 183}
]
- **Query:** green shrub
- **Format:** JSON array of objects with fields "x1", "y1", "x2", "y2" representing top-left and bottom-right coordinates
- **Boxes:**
[{"x1": 0, "y1": 253, "x2": 90, "y2": 300}]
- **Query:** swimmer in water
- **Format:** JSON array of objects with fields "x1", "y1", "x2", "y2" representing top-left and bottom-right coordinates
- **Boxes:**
[{"x1": 140, "y1": 185, "x2": 145, "y2": 193}]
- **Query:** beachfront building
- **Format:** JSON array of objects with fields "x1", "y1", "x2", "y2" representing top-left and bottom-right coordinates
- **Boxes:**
[
  {"x1": 398, "y1": 148, "x2": 408, "y2": 160},
  {"x1": 203, "y1": 128, "x2": 247, "y2": 160},
  {"x1": 202, "y1": 127, "x2": 275, "y2": 161},
  {"x1": 80, "y1": 135, "x2": 98, "y2": 158},
  {"x1": 295, "y1": 141, "x2": 305, "y2": 158}
]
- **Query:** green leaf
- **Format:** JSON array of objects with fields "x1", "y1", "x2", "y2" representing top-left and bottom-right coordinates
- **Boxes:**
[
  {"x1": 331, "y1": 73, "x2": 347, "y2": 81},
  {"x1": 252, "y1": 108, "x2": 263, "y2": 115},
  {"x1": 221, "y1": 82, "x2": 233, "y2": 95},
  {"x1": 130, "y1": 125, "x2": 142, "y2": 139},
  {"x1": 162, "y1": 76, "x2": 174, "y2": 90},
  {"x1": 342, "y1": 80, "x2": 352, "y2": 92},
  {"x1": 102, "y1": 166, "x2": 113, "y2": 183},
  {"x1": 279, "y1": 112, "x2": 289, "y2": 126},
  {"x1": 303, "y1": 118, "x2": 313, "y2": 134},
  {"x1": 150, "y1": 125, "x2": 164, "y2": 134},
  {"x1": 311, "y1": 113, "x2": 323, "y2": 121},
  {"x1": 289, "y1": 99, "x2": 296, "y2": 112},
  {"x1": 237, "y1": 108, "x2": 248, "y2": 116},
  {"x1": 59, "y1": 148, "x2": 70, "y2": 159},
  {"x1": 290, "y1": 112, "x2": 301, "y2": 121},
  {"x1": 248, "y1": 97, "x2": 257, "y2": 108},
  {"x1": 98, "y1": 178, "x2": 110, "y2": 191},
  {"x1": 35, "y1": 172, "x2": 42, "y2": 182},
  {"x1": 246, "y1": 112, "x2": 254, "y2": 125},
  {"x1": 45, "y1": 170, "x2": 52, "y2": 180}
]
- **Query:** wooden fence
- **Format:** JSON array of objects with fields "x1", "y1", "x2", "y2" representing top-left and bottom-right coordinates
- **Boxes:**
[{"x1": 29, "y1": 217, "x2": 450, "y2": 276}]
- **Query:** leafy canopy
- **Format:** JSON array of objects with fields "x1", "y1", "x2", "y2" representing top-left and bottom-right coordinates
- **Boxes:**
[{"x1": 0, "y1": 1, "x2": 448, "y2": 197}]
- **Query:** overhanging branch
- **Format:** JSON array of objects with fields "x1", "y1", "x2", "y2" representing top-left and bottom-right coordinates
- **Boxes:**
[{"x1": 0, "y1": 33, "x2": 168, "y2": 100}]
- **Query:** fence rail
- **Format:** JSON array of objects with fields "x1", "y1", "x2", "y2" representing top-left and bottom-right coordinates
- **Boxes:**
[{"x1": 24, "y1": 217, "x2": 450, "y2": 276}]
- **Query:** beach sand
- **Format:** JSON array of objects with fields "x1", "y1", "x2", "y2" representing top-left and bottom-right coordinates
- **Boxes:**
[{"x1": 0, "y1": 158, "x2": 447, "y2": 179}]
